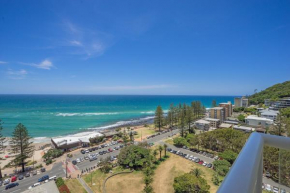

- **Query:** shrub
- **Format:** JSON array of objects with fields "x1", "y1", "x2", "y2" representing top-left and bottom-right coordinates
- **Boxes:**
[
  {"x1": 173, "y1": 137, "x2": 189, "y2": 147},
  {"x1": 58, "y1": 184, "x2": 70, "y2": 193},
  {"x1": 56, "y1": 177, "x2": 65, "y2": 187}
]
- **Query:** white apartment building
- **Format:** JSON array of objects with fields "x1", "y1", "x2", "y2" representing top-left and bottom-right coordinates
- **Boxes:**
[{"x1": 245, "y1": 115, "x2": 273, "y2": 127}]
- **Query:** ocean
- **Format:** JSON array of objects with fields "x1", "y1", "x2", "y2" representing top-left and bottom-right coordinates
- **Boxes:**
[{"x1": 0, "y1": 95, "x2": 235, "y2": 141}]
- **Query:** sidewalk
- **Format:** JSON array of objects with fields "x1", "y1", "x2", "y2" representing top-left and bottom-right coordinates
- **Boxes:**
[{"x1": 78, "y1": 177, "x2": 94, "y2": 193}]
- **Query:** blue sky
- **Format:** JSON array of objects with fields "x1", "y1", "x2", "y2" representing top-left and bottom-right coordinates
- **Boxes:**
[{"x1": 0, "y1": 0, "x2": 289, "y2": 95}]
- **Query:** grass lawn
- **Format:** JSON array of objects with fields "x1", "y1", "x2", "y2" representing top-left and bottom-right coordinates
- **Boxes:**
[
  {"x1": 105, "y1": 170, "x2": 144, "y2": 193},
  {"x1": 134, "y1": 125, "x2": 157, "y2": 141},
  {"x1": 65, "y1": 179, "x2": 87, "y2": 193},
  {"x1": 152, "y1": 153, "x2": 220, "y2": 193},
  {"x1": 82, "y1": 167, "x2": 132, "y2": 193}
]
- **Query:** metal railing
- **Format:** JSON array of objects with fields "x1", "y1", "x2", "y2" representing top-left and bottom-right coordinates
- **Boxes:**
[{"x1": 217, "y1": 132, "x2": 290, "y2": 193}]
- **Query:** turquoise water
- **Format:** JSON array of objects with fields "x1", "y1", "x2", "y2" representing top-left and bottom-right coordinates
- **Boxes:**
[{"x1": 0, "y1": 95, "x2": 235, "y2": 138}]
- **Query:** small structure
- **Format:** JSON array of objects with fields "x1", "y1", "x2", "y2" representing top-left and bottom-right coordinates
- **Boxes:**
[
  {"x1": 51, "y1": 132, "x2": 103, "y2": 151},
  {"x1": 205, "y1": 118, "x2": 221, "y2": 128},
  {"x1": 194, "y1": 119, "x2": 210, "y2": 131},
  {"x1": 23, "y1": 181, "x2": 59, "y2": 193},
  {"x1": 219, "y1": 123, "x2": 233, "y2": 129},
  {"x1": 245, "y1": 115, "x2": 273, "y2": 127},
  {"x1": 233, "y1": 125, "x2": 255, "y2": 133},
  {"x1": 260, "y1": 109, "x2": 279, "y2": 121}
]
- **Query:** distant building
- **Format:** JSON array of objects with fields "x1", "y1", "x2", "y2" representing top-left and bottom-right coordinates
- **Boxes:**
[
  {"x1": 260, "y1": 109, "x2": 279, "y2": 121},
  {"x1": 264, "y1": 99, "x2": 275, "y2": 107},
  {"x1": 219, "y1": 123, "x2": 233, "y2": 129},
  {"x1": 272, "y1": 98, "x2": 290, "y2": 110},
  {"x1": 245, "y1": 115, "x2": 273, "y2": 127},
  {"x1": 234, "y1": 96, "x2": 248, "y2": 108},
  {"x1": 194, "y1": 119, "x2": 210, "y2": 131},
  {"x1": 209, "y1": 107, "x2": 225, "y2": 122},
  {"x1": 205, "y1": 118, "x2": 221, "y2": 128},
  {"x1": 51, "y1": 132, "x2": 103, "y2": 151},
  {"x1": 233, "y1": 125, "x2": 255, "y2": 133},
  {"x1": 219, "y1": 101, "x2": 233, "y2": 117}
]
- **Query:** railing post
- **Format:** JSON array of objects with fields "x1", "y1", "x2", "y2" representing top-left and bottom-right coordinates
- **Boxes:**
[{"x1": 255, "y1": 153, "x2": 263, "y2": 193}]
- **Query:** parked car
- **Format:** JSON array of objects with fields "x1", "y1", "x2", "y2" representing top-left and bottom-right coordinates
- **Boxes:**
[
  {"x1": 108, "y1": 148, "x2": 113, "y2": 152},
  {"x1": 76, "y1": 158, "x2": 81, "y2": 163},
  {"x1": 207, "y1": 163, "x2": 212, "y2": 168},
  {"x1": 41, "y1": 168, "x2": 46, "y2": 172},
  {"x1": 3, "y1": 179, "x2": 10, "y2": 185},
  {"x1": 5, "y1": 182, "x2": 19, "y2": 190},
  {"x1": 265, "y1": 184, "x2": 271, "y2": 191},
  {"x1": 85, "y1": 149, "x2": 89, "y2": 153},
  {"x1": 81, "y1": 149, "x2": 85, "y2": 154},
  {"x1": 280, "y1": 189, "x2": 286, "y2": 193},
  {"x1": 11, "y1": 176, "x2": 17, "y2": 182},
  {"x1": 29, "y1": 182, "x2": 41, "y2": 189},
  {"x1": 72, "y1": 160, "x2": 77, "y2": 165},
  {"x1": 38, "y1": 175, "x2": 49, "y2": 182},
  {"x1": 32, "y1": 170, "x2": 37, "y2": 176},
  {"x1": 265, "y1": 171, "x2": 271, "y2": 178},
  {"x1": 273, "y1": 186, "x2": 279, "y2": 193},
  {"x1": 18, "y1": 174, "x2": 24, "y2": 180}
]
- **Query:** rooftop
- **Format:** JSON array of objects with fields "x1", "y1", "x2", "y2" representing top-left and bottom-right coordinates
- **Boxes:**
[
  {"x1": 23, "y1": 181, "x2": 59, "y2": 193},
  {"x1": 260, "y1": 109, "x2": 279, "y2": 116},
  {"x1": 246, "y1": 115, "x2": 273, "y2": 122},
  {"x1": 211, "y1": 107, "x2": 224, "y2": 110},
  {"x1": 233, "y1": 125, "x2": 255, "y2": 132},
  {"x1": 52, "y1": 132, "x2": 103, "y2": 146},
  {"x1": 195, "y1": 119, "x2": 210, "y2": 124},
  {"x1": 205, "y1": 118, "x2": 220, "y2": 122},
  {"x1": 219, "y1": 123, "x2": 233, "y2": 128}
]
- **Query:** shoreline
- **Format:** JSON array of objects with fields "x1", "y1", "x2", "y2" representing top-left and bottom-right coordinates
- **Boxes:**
[{"x1": 25, "y1": 115, "x2": 155, "y2": 144}]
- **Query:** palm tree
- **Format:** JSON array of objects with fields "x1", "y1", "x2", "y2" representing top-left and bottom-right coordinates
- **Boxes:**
[
  {"x1": 153, "y1": 149, "x2": 158, "y2": 162},
  {"x1": 163, "y1": 144, "x2": 168, "y2": 157},
  {"x1": 191, "y1": 168, "x2": 203, "y2": 178},
  {"x1": 158, "y1": 145, "x2": 163, "y2": 160}
]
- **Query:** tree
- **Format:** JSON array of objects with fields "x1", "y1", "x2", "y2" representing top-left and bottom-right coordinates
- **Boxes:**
[
  {"x1": 173, "y1": 137, "x2": 189, "y2": 147},
  {"x1": 186, "y1": 105, "x2": 194, "y2": 133},
  {"x1": 190, "y1": 168, "x2": 203, "y2": 178},
  {"x1": 173, "y1": 173, "x2": 210, "y2": 193},
  {"x1": 158, "y1": 145, "x2": 163, "y2": 160},
  {"x1": 122, "y1": 130, "x2": 129, "y2": 146},
  {"x1": 0, "y1": 120, "x2": 6, "y2": 179},
  {"x1": 218, "y1": 150, "x2": 238, "y2": 165},
  {"x1": 9, "y1": 123, "x2": 34, "y2": 172},
  {"x1": 213, "y1": 160, "x2": 231, "y2": 177},
  {"x1": 153, "y1": 149, "x2": 158, "y2": 162},
  {"x1": 212, "y1": 172, "x2": 220, "y2": 185},
  {"x1": 212, "y1": 100, "x2": 217, "y2": 107},
  {"x1": 237, "y1": 114, "x2": 245, "y2": 122},
  {"x1": 118, "y1": 145, "x2": 152, "y2": 169},
  {"x1": 154, "y1": 105, "x2": 164, "y2": 132},
  {"x1": 163, "y1": 144, "x2": 168, "y2": 157}
]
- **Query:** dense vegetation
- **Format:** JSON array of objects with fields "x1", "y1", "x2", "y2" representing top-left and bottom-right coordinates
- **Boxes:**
[
  {"x1": 154, "y1": 101, "x2": 205, "y2": 137},
  {"x1": 118, "y1": 145, "x2": 152, "y2": 169},
  {"x1": 249, "y1": 80, "x2": 290, "y2": 104},
  {"x1": 173, "y1": 172, "x2": 210, "y2": 193}
]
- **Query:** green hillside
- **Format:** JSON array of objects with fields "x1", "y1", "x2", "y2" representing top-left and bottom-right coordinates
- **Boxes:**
[{"x1": 249, "y1": 81, "x2": 290, "y2": 105}]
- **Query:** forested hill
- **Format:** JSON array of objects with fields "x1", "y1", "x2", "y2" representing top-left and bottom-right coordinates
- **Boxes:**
[{"x1": 249, "y1": 81, "x2": 290, "y2": 105}]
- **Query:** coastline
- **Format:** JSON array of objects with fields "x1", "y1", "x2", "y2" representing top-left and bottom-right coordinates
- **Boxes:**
[{"x1": 28, "y1": 115, "x2": 155, "y2": 144}]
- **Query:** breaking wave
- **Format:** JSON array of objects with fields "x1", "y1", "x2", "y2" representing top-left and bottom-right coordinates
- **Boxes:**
[{"x1": 56, "y1": 112, "x2": 120, "y2": 117}]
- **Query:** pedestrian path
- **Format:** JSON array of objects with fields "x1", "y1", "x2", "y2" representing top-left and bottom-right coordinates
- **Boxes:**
[{"x1": 78, "y1": 177, "x2": 94, "y2": 193}]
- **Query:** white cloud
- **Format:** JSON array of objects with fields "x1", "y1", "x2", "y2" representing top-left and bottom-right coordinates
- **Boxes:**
[
  {"x1": 0, "y1": 61, "x2": 7, "y2": 64},
  {"x1": 6, "y1": 69, "x2": 28, "y2": 79},
  {"x1": 69, "y1": 40, "x2": 83, "y2": 46},
  {"x1": 63, "y1": 21, "x2": 113, "y2": 58},
  {"x1": 20, "y1": 59, "x2": 54, "y2": 70},
  {"x1": 35, "y1": 59, "x2": 53, "y2": 70}
]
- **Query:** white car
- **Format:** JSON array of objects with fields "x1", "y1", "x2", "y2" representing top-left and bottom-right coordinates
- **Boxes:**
[
  {"x1": 265, "y1": 184, "x2": 271, "y2": 191},
  {"x1": 85, "y1": 149, "x2": 89, "y2": 153},
  {"x1": 29, "y1": 183, "x2": 41, "y2": 189},
  {"x1": 273, "y1": 186, "x2": 279, "y2": 193},
  {"x1": 203, "y1": 162, "x2": 207, "y2": 166},
  {"x1": 76, "y1": 158, "x2": 81, "y2": 163}
]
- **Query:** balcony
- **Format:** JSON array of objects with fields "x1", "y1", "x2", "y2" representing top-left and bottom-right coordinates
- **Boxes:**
[{"x1": 217, "y1": 132, "x2": 290, "y2": 193}]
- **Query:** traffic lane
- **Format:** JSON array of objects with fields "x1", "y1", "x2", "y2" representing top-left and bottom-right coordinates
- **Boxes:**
[
  {"x1": 2, "y1": 163, "x2": 65, "y2": 193},
  {"x1": 164, "y1": 143, "x2": 214, "y2": 164},
  {"x1": 146, "y1": 129, "x2": 179, "y2": 144}
]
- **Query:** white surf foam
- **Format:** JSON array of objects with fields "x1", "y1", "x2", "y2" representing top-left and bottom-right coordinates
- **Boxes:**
[{"x1": 56, "y1": 112, "x2": 120, "y2": 117}]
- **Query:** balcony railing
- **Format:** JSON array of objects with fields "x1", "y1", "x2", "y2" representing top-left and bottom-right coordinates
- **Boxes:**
[{"x1": 217, "y1": 132, "x2": 290, "y2": 193}]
